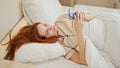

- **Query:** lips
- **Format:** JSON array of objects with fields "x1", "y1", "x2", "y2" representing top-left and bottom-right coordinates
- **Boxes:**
[
  {"x1": 54, "y1": 26, "x2": 58, "y2": 32},
  {"x1": 53, "y1": 27, "x2": 56, "y2": 31}
]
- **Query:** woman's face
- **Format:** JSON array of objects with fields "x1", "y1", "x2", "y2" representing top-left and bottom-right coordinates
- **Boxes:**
[{"x1": 37, "y1": 23, "x2": 59, "y2": 38}]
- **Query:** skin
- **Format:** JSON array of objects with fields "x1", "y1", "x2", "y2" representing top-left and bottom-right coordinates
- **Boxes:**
[
  {"x1": 37, "y1": 23, "x2": 59, "y2": 38},
  {"x1": 37, "y1": 12, "x2": 95, "y2": 65},
  {"x1": 70, "y1": 12, "x2": 87, "y2": 65}
]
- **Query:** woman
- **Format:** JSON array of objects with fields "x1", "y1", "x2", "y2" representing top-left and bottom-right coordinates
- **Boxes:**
[{"x1": 6, "y1": 12, "x2": 95, "y2": 65}]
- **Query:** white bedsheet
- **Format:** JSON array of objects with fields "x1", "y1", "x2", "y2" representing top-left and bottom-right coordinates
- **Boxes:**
[{"x1": 32, "y1": 57, "x2": 88, "y2": 68}]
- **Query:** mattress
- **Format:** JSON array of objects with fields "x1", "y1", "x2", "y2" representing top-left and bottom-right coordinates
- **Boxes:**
[{"x1": 32, "y1": 57, "x2": 88, "y2": 68}]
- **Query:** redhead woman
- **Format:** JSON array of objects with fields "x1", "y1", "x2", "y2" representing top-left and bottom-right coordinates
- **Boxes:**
[{"x1": 6, "y1": 12, "x2": 95, "y2": 65}]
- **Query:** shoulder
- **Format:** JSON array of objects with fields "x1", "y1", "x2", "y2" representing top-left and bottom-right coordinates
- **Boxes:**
[
  {"x1": 57, "y1": 14, "x2": 69, "y2": 20},
  {"x1": 55, "y1": 14, "x2": 72, "y2": 27}
]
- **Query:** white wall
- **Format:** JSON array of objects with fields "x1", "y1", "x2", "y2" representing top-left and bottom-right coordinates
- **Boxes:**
[
  {"x1": 0, "y1": 0, "x2": 23, "y2": 42},
  {"x1": 75, "y1": 0, "x2": 116, "y2": 8},
  {"x1": 0, "y1": 0, "x2": 23, "y2": 59}
]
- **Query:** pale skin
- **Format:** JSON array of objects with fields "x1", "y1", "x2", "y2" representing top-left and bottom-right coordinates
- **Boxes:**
[
  {"x1": 37, "y1": 12, "x2": 95, "y2": 65},
  {"x1": 69, "y1": 12, "x2": 95, "y2": 65}
]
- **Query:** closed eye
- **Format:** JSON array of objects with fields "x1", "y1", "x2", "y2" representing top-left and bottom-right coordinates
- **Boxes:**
[
  {"x1": 45, "y1": 29, "x2": 49, "y2": 35},
  {"x1": 43, "y1": 23, "x2": 48, "y2": 27},
  {"x1": 43, "y1": 23, "x2": 50, "y2": 36}
]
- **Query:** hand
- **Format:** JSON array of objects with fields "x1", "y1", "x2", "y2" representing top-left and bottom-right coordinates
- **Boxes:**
[
  {"x1": 75, "y1": 11, "x2": 85, "y2": 23},
  {"x1": 74, "y1": 11, "x2": 85, "y2": 31},
  {"x1": 74, "y1": 11, "x2": 95, "y2": 22}
]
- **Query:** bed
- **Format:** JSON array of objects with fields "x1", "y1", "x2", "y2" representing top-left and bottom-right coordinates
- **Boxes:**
[
  {"x1": 32, "y1": 57, "x2": 87, "y2": 68},
  {"x1": 0, "y1": 0, "x2": 120, "y2": 68}
]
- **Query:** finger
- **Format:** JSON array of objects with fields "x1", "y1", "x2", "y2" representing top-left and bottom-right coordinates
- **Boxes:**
[
  {"x1": 74, "y1": 15, "x2": 77, "y2": 21},
  {"x1": 82, "y1": 12, "x2": 85, "y2": 20},
  {"x1": 81, "y1": 12, "x2": 84, "y2": 22},
  {"x1": 80, "y1": 12, "x2": 84, "y2": 23},
  {"x1": 74, "y1": 15, "x2": 76, "y2": 19},
  {"x1": 74, "y1": 15, "x2": 77, "y2": 22},
  {"x1": 80, "y1": 12, "x2": 83, "y2": 23},
  {"x1": 79, "y1": 12, "x2": 81, "y2": 22},
  {"x1": 76, "y1": 11, "x2": 79, "y2": 22}
]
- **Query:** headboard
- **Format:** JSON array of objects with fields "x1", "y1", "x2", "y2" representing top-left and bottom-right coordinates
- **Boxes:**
[{"x1": 0, "y1": 0, "x2": 23, "y2": 59}]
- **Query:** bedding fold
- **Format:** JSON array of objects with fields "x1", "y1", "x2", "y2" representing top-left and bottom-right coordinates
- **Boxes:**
[{"x1": 85, "y1": 36, "x2": 115, "y2": 68}]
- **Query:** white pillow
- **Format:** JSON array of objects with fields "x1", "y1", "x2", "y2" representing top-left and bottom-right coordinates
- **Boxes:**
[
  {"x1": 83, "y1": 18, "x2": 105, "y2": 51},
  {"x1": 22, "y1": 0, "x2": 62, "y2": 25},
  {"x1": 14, "y1": 42, "x2": 65, "y2": 62}
]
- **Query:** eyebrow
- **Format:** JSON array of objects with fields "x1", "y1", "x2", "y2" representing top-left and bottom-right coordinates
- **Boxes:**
[{"x1": 42, "y1": 23, "x2": 47, "y2": 26}]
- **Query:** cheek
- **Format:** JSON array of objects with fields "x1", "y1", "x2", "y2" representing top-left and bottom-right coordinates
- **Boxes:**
[
  {"x1": 49, "y1": 31, "x2": 55, "y2": 36},
  {"x1": 47, "y1": 31, "x2": 56, "y2": 38}
]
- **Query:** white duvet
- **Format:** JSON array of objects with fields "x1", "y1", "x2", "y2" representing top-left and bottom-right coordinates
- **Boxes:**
[
  {"x1": 85, "y1": 36, "x2": 115, "y2": 68},
  {"x1": 99, "y1": 13, "x2": 120, "y2": 68},
  {"x1": 74, "y1": 5, "x2": 120, "y2": 68}
]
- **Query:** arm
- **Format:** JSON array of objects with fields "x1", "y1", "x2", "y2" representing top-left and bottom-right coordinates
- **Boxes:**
[{"x1": 70, "y1": 12, "x2": 86, "y2": 65}]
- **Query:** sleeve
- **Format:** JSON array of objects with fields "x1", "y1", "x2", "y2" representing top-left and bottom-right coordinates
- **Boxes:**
[{"x1": 55, "y1": 14, "x2": 78, "y2": 59}]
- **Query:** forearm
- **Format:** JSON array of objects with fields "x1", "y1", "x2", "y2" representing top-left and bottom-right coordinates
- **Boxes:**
[{"x1": 74, "y1": 22, "x2": 86, "y2": 64}]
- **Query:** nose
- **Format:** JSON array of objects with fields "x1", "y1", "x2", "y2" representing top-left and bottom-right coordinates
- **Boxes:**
[{"x1": 48, "y1": 25, "x2": 54, "y2": 30}]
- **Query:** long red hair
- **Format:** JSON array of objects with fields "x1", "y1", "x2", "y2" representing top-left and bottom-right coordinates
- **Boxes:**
[{"x1": 6, "y1": 22, "x2": 59, "y2": 60}]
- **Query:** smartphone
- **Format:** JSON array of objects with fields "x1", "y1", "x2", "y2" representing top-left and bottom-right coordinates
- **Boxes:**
[{"x1": 68, "y1": 8, "x2": 76, "y2": 19}]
